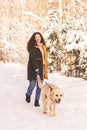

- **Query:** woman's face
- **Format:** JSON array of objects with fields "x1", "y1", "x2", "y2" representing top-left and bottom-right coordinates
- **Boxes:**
[{"x1": 35, "y1": 34, "x2": 41, "y2": 44}]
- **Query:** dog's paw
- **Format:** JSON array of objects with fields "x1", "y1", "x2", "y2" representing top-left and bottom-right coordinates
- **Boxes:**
[
  {"x1": 50, "y1": 113, "x2": 57, "y2": 117},
  {"x1": 43, "y1": 111, "x2": 47, "y2": 114}
]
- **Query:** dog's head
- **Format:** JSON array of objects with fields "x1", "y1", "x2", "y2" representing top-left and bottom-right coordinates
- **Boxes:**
[{"x1": 51, "y1": 89, "x2": 63, "y2": 103}]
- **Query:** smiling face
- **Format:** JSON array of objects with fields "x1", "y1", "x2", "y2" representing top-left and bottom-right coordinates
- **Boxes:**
[{"x1": 35, "y1": 34, "x2": 42, "y2": 46}]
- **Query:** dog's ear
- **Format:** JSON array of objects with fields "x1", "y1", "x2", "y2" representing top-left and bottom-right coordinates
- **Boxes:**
[
  {"x1": 50, "y1": 88, "x2": 53, "y2": 91},
  {"x1": 50, "y1": 90, "x2": 54, "y2": 96}
]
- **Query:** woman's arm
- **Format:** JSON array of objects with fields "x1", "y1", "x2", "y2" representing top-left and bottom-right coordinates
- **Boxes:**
[{"x1": 30, "y1": 48, "x2": 39, "y2": 71}]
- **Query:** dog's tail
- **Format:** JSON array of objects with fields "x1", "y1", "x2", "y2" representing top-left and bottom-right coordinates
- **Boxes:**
[{"x1": 37, "y1": 76, "x2": 43, "y2": 89}]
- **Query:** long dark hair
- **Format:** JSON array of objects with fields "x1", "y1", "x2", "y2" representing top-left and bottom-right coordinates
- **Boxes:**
[{"x1": 27, "y1": 32, "x2": 46, "y2": 53}]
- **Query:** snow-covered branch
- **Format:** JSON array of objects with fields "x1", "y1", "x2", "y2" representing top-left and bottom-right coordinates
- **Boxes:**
[
  {"x1": 22, "y1": 11, "x2": 46, "y2": 24},
  {"x1": 75, "y1": 0, "x2": 87, "y2": 9}
]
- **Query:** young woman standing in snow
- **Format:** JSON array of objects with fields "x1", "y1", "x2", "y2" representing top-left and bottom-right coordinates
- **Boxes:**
[{"x1": 26, "y1": 32, "x2": 48, "y2": 107}]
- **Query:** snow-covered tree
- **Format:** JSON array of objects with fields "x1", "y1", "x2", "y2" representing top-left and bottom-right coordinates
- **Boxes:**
[{"x1": 42, "y1": 9, "x2": 87, "y2": 79}]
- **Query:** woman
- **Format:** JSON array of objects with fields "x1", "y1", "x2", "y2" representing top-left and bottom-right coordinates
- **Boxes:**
[{"x1": 26, "y1": 32, "x2": 48, "y2": 107}]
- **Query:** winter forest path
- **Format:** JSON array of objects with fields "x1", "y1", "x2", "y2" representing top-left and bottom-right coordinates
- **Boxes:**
[{"x1": 0, "y1": 62, "x2": 87, "y2": 130}]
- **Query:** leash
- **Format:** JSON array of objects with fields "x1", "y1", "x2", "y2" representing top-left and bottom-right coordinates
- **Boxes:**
[{"x1": 43, "y1": 80, "x2": 53, "y2": 91}]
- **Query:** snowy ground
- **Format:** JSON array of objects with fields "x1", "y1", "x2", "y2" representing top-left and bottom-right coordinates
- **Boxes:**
[{"x1": 0, "y1": 62, "x2": 87, "y2": 130}]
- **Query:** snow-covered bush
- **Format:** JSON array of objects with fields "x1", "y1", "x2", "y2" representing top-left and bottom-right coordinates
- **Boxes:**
[
  {"x1": 42, "y1": 9, "x2": 87, "y2": 79},
  {"x1": 43, "y1": 10, "x2": 65, "y2": 72}
]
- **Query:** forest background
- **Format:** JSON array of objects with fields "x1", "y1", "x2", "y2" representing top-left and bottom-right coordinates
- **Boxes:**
[{"x1": 0, "y1": 0, "x2": 87, "y2": 79}]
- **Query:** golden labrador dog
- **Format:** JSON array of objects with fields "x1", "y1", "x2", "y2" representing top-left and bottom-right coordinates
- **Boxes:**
[{"x1": 37, "y1": 76, "x2": 63, "y2": 116}]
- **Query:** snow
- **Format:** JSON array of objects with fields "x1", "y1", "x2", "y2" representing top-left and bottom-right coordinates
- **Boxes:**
[{"x1": 0, "y1": 62, "x2": 87, "y2": 130}]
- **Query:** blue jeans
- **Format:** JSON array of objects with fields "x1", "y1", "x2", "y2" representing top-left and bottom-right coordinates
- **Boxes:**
[{"x1": 27, "y1": 80, "x2": 41, "y2": 100}]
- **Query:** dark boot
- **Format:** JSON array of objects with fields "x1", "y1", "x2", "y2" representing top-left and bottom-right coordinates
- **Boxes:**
[
  {"x1": 34, "y1": 100, "x2": 40, "y2": 107},
  {"x1": 26, "y1": 93, "x2": 30, "y2": 103}
]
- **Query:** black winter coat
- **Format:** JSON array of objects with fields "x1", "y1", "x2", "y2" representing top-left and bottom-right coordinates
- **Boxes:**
[{"x1": 27, "y1": 46, "x2": 43, "y2": 80}]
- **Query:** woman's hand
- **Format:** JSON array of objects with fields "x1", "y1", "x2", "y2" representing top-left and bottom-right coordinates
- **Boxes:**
[
  {"x1": 35, "y1": 71, "x2": 40, "y2": 79},
  {"x1": 35, "y1": 69, "x2": 39, "y2": 72},
  {"x1": 35, "y1": 69, "x2": 40, "y2": 79}
]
